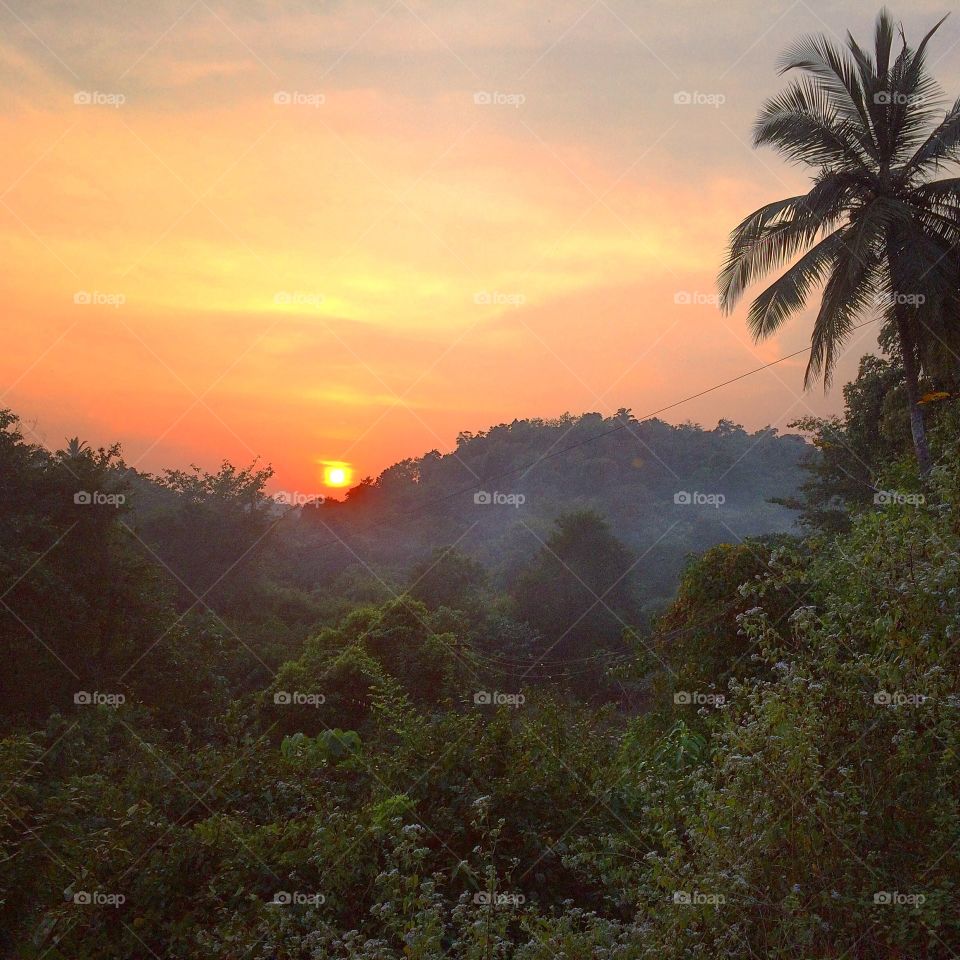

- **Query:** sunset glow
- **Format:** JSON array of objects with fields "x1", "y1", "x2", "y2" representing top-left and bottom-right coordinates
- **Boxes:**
[
  {"x1": 323, "y1": 462, "x2": 352, "y2": 489},
  {"x1": 4, "y1": 2, "x2": 953, "y2": 491},
  {"x1": 4, "y1": 5, "x2": 959, "y2": 952}
]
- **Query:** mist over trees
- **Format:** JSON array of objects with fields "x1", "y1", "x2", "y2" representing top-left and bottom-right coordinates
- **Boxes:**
[
  {"x1": 2, "y1": 350, "x2": 960, "y2": 955},
  {"x1": 4, "y1": 6, "x2": 960, "y2": 955},
  {"x1": 278, "y1": 411, "x2": 808, "y2": 611}
]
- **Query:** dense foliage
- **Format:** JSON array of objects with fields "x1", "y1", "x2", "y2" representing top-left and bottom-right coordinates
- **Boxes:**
[
  {"x1": 1, "y1": 362, "x2": 958, "y2": 956},
  {"x1": 720, "y1": 9, "x2": 960, "y2": 474},
  {"x1": 279, "y1": 411, "x2": 807, "y2": 612}
]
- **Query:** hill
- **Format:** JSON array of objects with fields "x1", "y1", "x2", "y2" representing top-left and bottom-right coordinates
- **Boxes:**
[{"x1": 279, "y1": 410, "x2": 809, "y2": 611}]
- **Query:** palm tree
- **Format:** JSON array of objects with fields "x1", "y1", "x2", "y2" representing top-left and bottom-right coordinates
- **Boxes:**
[
  {"x1": 64, "y1": 437, "x2": 90, "y2": 459},
  {"x1": 719, "y1": 9, "x2": 960, "y2": 475}
]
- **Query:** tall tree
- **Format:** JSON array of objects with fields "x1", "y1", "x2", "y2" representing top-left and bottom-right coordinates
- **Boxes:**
[
  {"x1": 719, "y1": 9, "x2": 960, "y2": 474},
  {"x1": 511, "y1": 510, "x2": 640, "y2": 672}
]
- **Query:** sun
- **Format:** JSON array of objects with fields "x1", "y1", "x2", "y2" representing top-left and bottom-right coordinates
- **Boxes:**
[{"x1": 322, "y1": 461, "x2": 353, "y2": 488}]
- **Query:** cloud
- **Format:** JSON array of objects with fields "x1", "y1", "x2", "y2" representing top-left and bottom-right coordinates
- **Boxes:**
[{"x1": 1, "y1": 0, "x2": 935, "y2": 487}]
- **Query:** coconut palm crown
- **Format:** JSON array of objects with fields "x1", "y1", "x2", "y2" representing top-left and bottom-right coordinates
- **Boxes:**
[{"x1": 719, "y1": 9, "x2": 960, "y2": 473}]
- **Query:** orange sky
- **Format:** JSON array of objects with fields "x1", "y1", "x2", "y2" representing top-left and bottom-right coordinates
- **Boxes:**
[{"x1": 4, "y1": 0, "x2": 958, "y2": 493}]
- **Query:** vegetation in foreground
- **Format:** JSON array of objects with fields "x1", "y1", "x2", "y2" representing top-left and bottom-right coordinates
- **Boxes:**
[
  {"x1": 4, "y1": 8, "x2": 960, "y2": 956},
  {"x1": 721, "y1": 8, "x2": 960, "y2": 473},
  {"x1": 1, "y1": 351, "x2": 958, "y2": 958}
]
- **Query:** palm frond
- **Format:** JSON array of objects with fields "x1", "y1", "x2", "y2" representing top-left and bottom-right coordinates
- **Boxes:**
[
  {"x1": 873, "y1": 8, "x2": 895, "y2": 80},
  {"x1": 719, "y1": 173, "x2": 855, "y2": 312},
  {"x1": 806, "y1": 255, "x2": 880, "y2": 387},
  {"x1": 806, "y1": 203, "x2": 889, "y2": 386},
  {"x1": 880, "y1": 18, "x2": 947, "y2": 162},
  {"x1": 778, "y1": 33, "x2": 877, "y2": 158},
  {"x1": 889, "y1": 208, "x2": 960, "y2": 298},
  {"x1": 745, "y1": 227, "x2": 848, "y2": 340},
  {"x1": 846, "y1": 24, "x2": 882, "y2": 136},
  {"x1": 754, "y1": 77, "x2": 875, "y2": 170},
  {"x1": 730, "y1": 11, "x2": 960, "y2": 405},
  {"x1": 902, "y1": 98, "x2": 960, "y2": 176},
  {"x1": 904, "y1": 181, "x2": 960, "y2": 247}
]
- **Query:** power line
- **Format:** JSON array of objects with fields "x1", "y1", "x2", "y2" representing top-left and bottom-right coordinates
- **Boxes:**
[{"x1": 302, "y1": 318, "x2": 881, "y2": 547}]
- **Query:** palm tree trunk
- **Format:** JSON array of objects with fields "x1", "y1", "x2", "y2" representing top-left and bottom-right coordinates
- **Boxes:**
[{"x1": 894, "y1": 304, "x2": 933, "y2": 475}]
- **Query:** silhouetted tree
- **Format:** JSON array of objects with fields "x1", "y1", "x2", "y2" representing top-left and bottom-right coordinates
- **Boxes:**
[{"x1": 720, "y1": 10, "x2": 960, "y2": 473}]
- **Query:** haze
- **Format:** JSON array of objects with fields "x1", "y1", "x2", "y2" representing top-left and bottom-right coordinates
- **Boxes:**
[{"x1": 4, "y1": 0, "x2": 958, "y2": 490}]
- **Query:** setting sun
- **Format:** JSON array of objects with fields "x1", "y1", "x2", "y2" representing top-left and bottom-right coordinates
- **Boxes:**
[
  {"x1": 3, "y1": 4, "x2": 957, "y2": 954},
  {"x1": 323, "y1": 462, "x2": 352, "y2": 488}
]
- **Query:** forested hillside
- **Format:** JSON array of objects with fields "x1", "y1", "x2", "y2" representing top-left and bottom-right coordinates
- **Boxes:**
[
  {"x1": 6, "y1": 3, "x2": 960, "y2": 957},
  {"x1": 2, "y1": 354, "x2": 959, "y2": 956},
  {"x1": 249, "y1": 412, "x2": 806, "y2": 611}
]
